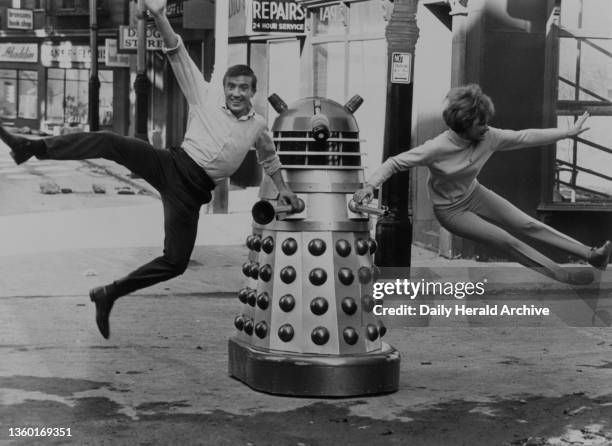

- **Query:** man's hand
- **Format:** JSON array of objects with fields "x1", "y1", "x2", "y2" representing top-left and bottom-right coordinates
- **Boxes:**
[
  {"x1": 144, "y1": 0, "x2": 166, "y2": 16},
  {"x1": 353, "y1": 183, "x2": 375, "y2": 204},
  {"x1": 567, "y1": 111, "x2": 590, "y2": 137},
  {"x1": 278, "y1": 187, "x2": 301, "y2": 212}
]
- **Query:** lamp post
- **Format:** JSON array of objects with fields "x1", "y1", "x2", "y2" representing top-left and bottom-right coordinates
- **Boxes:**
[
  {"x1": 375, "y1": 0, "x2": 419, "y2": 267},
  {"x1": 134, "y1": 0, "x2": 150, "y2": 141},
  {"x1": 89, "y1": 0, "x2": 100, "y2": 131}
]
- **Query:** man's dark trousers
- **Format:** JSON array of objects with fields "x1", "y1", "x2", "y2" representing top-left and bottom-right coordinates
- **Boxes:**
[{"x1": 36, "y1": 131, "x2": 214, "y2": 298}]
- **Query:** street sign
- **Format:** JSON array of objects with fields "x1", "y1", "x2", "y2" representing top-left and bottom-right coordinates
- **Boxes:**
[
  {"x1": 7, "y1": 8, "x2": 33, "y2": 30},
  {"x1": 250, "y1": 0, "x2": 306, "y2": 33},
  {"x1": 391, "y1": 52, "x2": 412, "y2": 84},
  {"x1": 118, "y1": 26, "x2": 164, "y2": 52}
]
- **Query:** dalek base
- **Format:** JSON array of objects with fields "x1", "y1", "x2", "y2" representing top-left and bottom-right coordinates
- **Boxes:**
[{"x1": 228, "y1": 337, "x2": 400, "y2": 397}]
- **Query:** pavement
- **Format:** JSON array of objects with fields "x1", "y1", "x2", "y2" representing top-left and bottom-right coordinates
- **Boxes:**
[{"x1": 1, "y1": 144, "x2": 612, "y2": 445}]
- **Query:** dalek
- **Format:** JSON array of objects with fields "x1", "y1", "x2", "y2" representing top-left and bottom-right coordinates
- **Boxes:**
[{"x1": 228, "y1": 94, "x2": 400, "y2": 396}]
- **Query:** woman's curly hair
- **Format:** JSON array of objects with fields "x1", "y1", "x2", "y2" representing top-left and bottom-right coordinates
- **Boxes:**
[{"x1": 442, "y1": 84, "x2": 495, "y2": 133}]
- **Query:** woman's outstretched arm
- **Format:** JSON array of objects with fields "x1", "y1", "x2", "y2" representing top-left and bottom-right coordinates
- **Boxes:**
[{"x1": 494, "y1": 111, "x2": 590, "y2": 151}]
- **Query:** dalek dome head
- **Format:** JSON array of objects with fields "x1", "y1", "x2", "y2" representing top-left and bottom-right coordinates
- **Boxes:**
[
  {"x1": 268, "y1": 95, "x2": 363, "y2": 136},
  {"x1": 267, "y1": 94, "x2": 365, "y2": 169}
]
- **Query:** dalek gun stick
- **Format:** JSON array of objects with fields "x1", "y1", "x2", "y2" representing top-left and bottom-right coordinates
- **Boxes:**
[
  {"x1": 348, "y1": 199, "x2": 390, "y2": 217},
  {"x1": 251, "y1": 198, "x2": 306, "y2": 225}
]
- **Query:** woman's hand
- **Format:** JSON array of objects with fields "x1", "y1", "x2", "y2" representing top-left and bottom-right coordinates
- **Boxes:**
[
  {"x1": 567, "y1": 111, "x2": 590, "y2": 137},
  {"x1": 144, "y1": 0, "x2": 166, "y2": 17},
  {"x1": 353, "y1": 183, "x2": 375, "y2": 204}
]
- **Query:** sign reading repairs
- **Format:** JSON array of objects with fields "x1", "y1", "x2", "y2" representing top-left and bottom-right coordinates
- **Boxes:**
[{"x1": 251, "y1": 0, "x2": 305, "y2": 33}]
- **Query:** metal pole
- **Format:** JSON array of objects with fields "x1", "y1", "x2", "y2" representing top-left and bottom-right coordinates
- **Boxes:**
[
  {"x1": 88, "y1": 0, "x2": 100, "y2": 131},
  {"x1": 375, "y1": 0, "x2": 419, "y2": 267},
  {"x1": 134, "y1": 0, "x2": 150, "y2": 141},
  {"x1": 212, "y1": 0, "x2": 229, "y2": 213}
]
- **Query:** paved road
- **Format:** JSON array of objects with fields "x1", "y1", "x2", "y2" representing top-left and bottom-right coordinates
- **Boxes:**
[{"x1": 1, "y1": 142, "x2": 612, "y2": 445}]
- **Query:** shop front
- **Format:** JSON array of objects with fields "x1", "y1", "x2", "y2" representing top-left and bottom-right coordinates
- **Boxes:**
[{"x1": 0, "y1": 42, "x2": 41, "y2": 129}]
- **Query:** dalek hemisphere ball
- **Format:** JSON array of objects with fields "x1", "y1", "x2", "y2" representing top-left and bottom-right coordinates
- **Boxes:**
[{"x1": 228, "y1": 94, "x2": 399, "y2": 397}]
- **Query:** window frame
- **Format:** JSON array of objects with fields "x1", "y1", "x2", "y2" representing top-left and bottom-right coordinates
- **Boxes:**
[{"x1": 541, "y1": 0, "x2": 612, "y2": 208}]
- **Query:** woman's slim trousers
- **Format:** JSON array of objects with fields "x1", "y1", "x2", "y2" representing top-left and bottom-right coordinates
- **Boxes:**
[
  {"x1": 37, "y1": 131, "x2": 214, "y2": 298},
  {"x1": 434, "y1": 185, "x2": 591, "y2": 283}
]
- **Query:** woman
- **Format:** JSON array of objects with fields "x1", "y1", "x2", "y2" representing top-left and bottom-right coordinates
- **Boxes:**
[{"x1": 353, "y1": 84, "x2": 611, "y2": 285}]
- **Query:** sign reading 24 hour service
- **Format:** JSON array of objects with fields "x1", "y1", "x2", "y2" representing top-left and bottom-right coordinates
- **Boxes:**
[{"x1": 250, "y1": 0, "x2": 305, "y2": 34}]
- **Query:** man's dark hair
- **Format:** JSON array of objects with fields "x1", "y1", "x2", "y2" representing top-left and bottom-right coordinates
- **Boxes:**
[
  {"x1": 442, "y1": 84, "x2": 495, "y2": 133},
  {"x1": 223, "y1": 65, "x2": 257, "y2": 92}
]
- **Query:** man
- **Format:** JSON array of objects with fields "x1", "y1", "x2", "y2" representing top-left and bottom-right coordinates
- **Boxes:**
[{"x1": 0, "y1": 0, "x2": 300, "y2": 339}]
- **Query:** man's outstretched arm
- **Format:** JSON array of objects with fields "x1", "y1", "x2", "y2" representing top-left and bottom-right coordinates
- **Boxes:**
[
  {"x1": 144, "y1": 0, "x2": 178, "y2": 47},
  {"x1": 144, "y1": 0, "x2": 210, "y2": 105}
]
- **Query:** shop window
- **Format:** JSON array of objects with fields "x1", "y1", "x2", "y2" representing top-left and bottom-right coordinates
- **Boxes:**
[
  {"x1": 0, "y1": 69, "x2": 38, "y2": 120},
  {"x1": 46, "y1": 68, "x2": 113, "y2": 126},
  {"x1": 550, "y1": 0, "x2": 612, "y2": 203},
  {"x1": 311, "y1": 0, "x2": 387, "y2": 175}
]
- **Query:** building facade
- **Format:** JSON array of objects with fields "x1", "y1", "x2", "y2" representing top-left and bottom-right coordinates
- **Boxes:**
[
  {"x1": 410, "y1": 0, "x2": 612, "y2": 261},
  {"x1": 0, "y1": 0, "x2": 131, "y2": 135}
]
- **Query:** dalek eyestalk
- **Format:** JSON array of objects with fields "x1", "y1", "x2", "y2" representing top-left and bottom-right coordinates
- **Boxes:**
[
  {"x1": 251, "y1": 198, "x2": 306, "y2": 225},
  {"x1": 348, "y1": 200, "x2": 389, "y2": 217}
]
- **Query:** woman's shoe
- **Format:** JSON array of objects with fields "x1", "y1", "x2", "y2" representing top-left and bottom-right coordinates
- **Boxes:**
[
  {"x1": 588, "y1": 240, "x2": 612, "y2": 270},
  {"x1": 567, "y1": 270, "x2": 595, "y2": 286}
]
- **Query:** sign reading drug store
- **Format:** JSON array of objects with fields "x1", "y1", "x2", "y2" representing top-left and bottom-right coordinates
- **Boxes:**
[{"x1": 229, "y1": 0, "x2": 305, "y2": 37}]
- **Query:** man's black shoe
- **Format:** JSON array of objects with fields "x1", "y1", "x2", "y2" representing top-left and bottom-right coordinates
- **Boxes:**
[
  {"x1": 89, "y1": 285, "x2": 117, "y2": 339},
  {"x1": 588, "y1": 240, "x2": 612, "y2": 271},
  {"x1": 0, "y1": 125, "x2": 34, "y2": 165}
]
